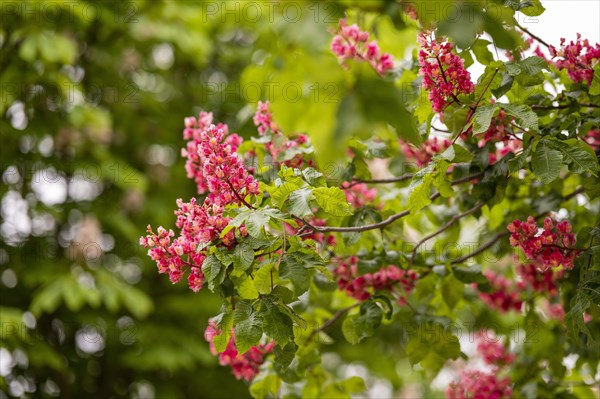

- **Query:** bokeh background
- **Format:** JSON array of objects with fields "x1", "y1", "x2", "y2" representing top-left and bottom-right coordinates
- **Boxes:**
[{"x1": 1, "y1": 1, "x2": 599, "y2": 398}]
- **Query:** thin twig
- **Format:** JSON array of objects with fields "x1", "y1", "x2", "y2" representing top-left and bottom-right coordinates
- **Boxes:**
[
  {"x1": 225, "y1": 179, "x2": 255, "y2": 210},
  {"x1": 410, "y1": 202, "x2": 484, "y2": 266},
  {"x1": 305, "y1": 303, "x2": 360, "y2": 343},
  {"x1": 515, "y1": 23, "x2": 550, "y2": 48},
  {"x1": 348, "y1": 173, "x2": 414, "y2": 187},
  {"x1": 531, "y1": 103, "x2": 600, "y2": 110}
]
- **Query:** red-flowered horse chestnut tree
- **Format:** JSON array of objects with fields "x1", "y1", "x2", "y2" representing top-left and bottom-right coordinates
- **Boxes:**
[{"x1": 142, "y1": 2, "x2": 600, "y2": 398}]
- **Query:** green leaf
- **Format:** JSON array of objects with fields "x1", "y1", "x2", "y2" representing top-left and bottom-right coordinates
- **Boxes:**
[
  {"x1": 452, "y1": 265, "x2": 488, "y2": 284},
  {"x1": 342, "y1": 301, "x2": 383, "y2": 344},
  {"x1": 236, "y1": 276, "x2": 259, "y2": 299},
  {"x1": 254, "y1": 264, "x2": 275, "y2": 295},
  {"x1": 213, "y1": 312, "x2": 234, "y2": 353},
  {"x1": 471, "y1": 39, "x2": 494, "y2": 65},
  {"x1": 260, "y1": 298, "x2": 294, "y2": 347},
  {"x1": 520, "y1": 0, "x2": 545, "y2": 16},
  {"x1": 408, "y1": 167, "x2": 434, "y2": 213},
  {"x1": 202, "y1": 254, "x2": 223, "y2": 283},
  {"x1": 550, "y1": 139, "x2": 600, "y2": 174},
  {"x1": 312, "y1": 187, "x2": 353, "y2": 216},
  {"x1": 501, "y1": 103, "x2": 538, "y2": 131},
  {"x1": 532, "y1": 141, "x2": 563, "y2": 183},
  {"x1": 439, "y1": 144, "x2": 474, "y2": 163},
  {"x1": 472, "y1": 104, "x2": 498, "y2": 134},
  {"x1": 279, "y1": 255, "x2": 311, "y2": 296},
  {"x1": 273, "y1": 343, "x2": 297, "y2": 374},
  {"x1": 355, "y1": 76, "x2": 420, "y2": 145},
  {"x1": 590, "y1": 66, "x2": 600, "y2": 96},
  {"x1": 271, "y1": 182, "x2": 302, "y2": 208},
  {"x1": 342, "y1": 376, "x2": 367, "y2": 394},
  {"x1": 302, "y1": 168, "x2": 327, "y2": 187},
  {"x1": 250, "y1": 373, "x2": 281, "y2": 399},
  {"x1": 348, "y1": 138, "x2": 390, "y2": 159},
  {"x1": 233, "y1": 242, "x2": 255, "y2": 273},
  {"x1": 441, "y1": 275, "x2": 464, "y2": 309},
  {"x1": 246, "y1": 211, "x2": 270, "y2": 238},
  {"x1": 287, "y1": 188, "x2": 314, "y2": 217},
  {"x1": 518, "y1": 56, "x2": 548, "y2": 75},
  {"x1": 234, "y1": 301, "x2": 263, "y2": 354}
]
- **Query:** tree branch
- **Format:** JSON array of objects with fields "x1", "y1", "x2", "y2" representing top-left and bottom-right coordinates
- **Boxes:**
[
  {"x1": 411, "y1": 202, "x2": 484, "y2": 266},
  {"x1": 297, "y1": 172, "x2": 484, "y2": 234},
  {"x1": 531, "y1": 103, "x2": 600, "y2": 110},
  {"x1": 515, "y1": 23, "x2": 550, "y2": 48}
]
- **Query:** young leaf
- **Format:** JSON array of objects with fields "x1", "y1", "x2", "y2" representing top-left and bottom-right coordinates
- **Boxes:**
[{"x1": 234, "y1": 301, "x2": 262, "y2": 354}]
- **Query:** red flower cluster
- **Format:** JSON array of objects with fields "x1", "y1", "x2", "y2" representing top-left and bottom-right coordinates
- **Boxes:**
[
  {"x1": 476, "y1": 270, "x2": 523, "y2": 313},
  {"x1": 418, "y1": 32, "x2": 474, "y2": 113},
  {"x1": 205, "y1": 320, "x2": 274, "y2": 381},
  {"x1": 446, "y1": 370, "x2": 512, "y2": 399},
  {"x1": 334, "y1": 257, "x2": 416, "y2": 303},
  {"x1": 330, "y1": 19, "x2": 394, "y2": 75},
  {"x1": 475, "y1": 330, "x2": 515, "y2": 366},
  {"x1": 584, "y1": 129, "x2": 600, "y2": 152},
  {"x1": 252, "y1": 101, "x2": 311, "y2": 168},
  {"x1": 142, "y1": 112, "x2": 261, "y2": 292},
  {"x1": 549, "y1": 34, "x2": 600, "y2": 86},
  {"x1": 341, "y1": 182, "x2": 378, "y2": 208},
  {"x1": 400, "y1": 136, "x2": 451, "y2": 167},
  {"x1": 507, "y1": 217, "x2": 579, "y2": 270}
]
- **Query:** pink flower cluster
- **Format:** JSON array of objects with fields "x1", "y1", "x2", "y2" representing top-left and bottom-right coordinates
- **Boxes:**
[
  {"x1": 584, "y1": 129, "x2": 600, "y2": 152},
  {"x1": 549, "y1": 34, "x2": 600, "y2": 86},
  {"x1": 475, "y1": 330, "x2": 515, "y2": 366},
  {"x1": 476, "y1": 270, "x2": 523, "y2": 313},
  {"x1": 341, "y1": 182, "x2": 378, "y2": 208},
  {"x1": 446, "y1": 370, "x2": 512, "y2": 399},
  {"x1": 418, "y1": 32, "x2": 474, "y2": 113},
  {"x1": 205, "y1": 320, "x2": 274, "y2": 381},
  {"x1": 142, "y1": 112, "x2": 260, "y2": 292},
  {"x1": 330, "y1": 19, "x2": 394, "y2": 75},
  {"x1": 400, "y1": 137, "x2": 451, "y2": 167},
  {"x1": 334, "y1": 257, "x2": 416, "y2": 303},
  {"x1": 516, "y1": 263, "x2": 561, "y2": 296},
  {"x1": 182, "y1": 112, "x2": 245, "y2": 195},
  {"x1": 507, "y1": 217, "x2": 579, "y2": 270},
  {"x1": 466, "y1": 108, "x2": 522, "y2": 165},
  {"x1": 252, "y1": 101, "x2": 311, "y2": 168}
]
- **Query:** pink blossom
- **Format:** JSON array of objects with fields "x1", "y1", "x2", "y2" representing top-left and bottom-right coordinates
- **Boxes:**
[
  {"x1": 507, "y1": 216, "x2": 579, "y2": 270},
  {"x1": 418, "y1": 32, "x2": 474, "y2": 113},
  {"x1": 341, "y1": 182, "x2": 378, "y2": 208},
  {"x1": 584, "y1": 129, "x2": 600, "y2": 152},
  {"x1": 549, "y1": 34, "x2": 600, "y2": 86},
  {"x1": 477, "y1": 270, "x2": 523, "y2": 313},
  {"x1": 204, "y1": 320, "x2": 274, "y2": 381},
  {"x1": 400, "y1": 137, "x2": 451, "y2": 167},
  {"x1": 331, "y1": 19, "x2": 395, "y2": 76},
  {"x1": 333, "y1": 260, "x2": 416, "y2": 303},
  {"x1": 446, "y1": 370, "x2": 512, "y2": 399},
  {"x1": 475, "y1": 330, "x2": 515, "y2": 366}
]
